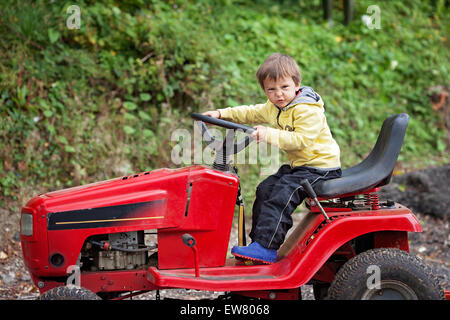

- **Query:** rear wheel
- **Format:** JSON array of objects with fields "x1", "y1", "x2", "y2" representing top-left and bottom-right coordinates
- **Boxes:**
[
  {"x1": 40, "y1": 286, "x2": 101, "y2": 300},
  {"x1": 327, "y1": 248, "x2": 444, "y2": 300}
]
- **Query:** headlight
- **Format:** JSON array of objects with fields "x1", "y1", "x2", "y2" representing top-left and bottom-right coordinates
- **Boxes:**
[{"x1": 21, "y1": 213, "x2": 33, "y2": 236}]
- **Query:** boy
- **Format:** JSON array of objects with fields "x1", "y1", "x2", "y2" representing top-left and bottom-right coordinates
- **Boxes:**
[{"x1": 203, "y1": 53, "x2": 341, "y2": 264}]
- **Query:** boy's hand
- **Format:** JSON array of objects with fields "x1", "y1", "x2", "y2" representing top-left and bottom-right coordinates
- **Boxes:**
[
  {"x1": 251, "y1": 125, "x2": 267, "y2": 143},
  {"x1": 202, "y1": 110, "x2": 221, "y2": 119}
]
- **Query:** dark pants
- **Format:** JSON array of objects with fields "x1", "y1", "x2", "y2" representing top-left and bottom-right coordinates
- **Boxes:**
[{"x1": 249, "y1": 165, "x2": 342, "y2": 250}]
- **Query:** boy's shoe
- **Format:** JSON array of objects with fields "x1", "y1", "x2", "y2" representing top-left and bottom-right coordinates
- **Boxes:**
[{"x1": 231, "y1": 241, "x2": 277, "y2": 264}]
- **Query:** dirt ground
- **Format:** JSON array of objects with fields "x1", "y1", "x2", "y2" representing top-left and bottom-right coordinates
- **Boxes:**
[
  {"x1": 0, "y1": 165, "x2": 448, "y2": 300},
  {"x1": 379, "y1": 164, "x2": 450, "y2": 219}
]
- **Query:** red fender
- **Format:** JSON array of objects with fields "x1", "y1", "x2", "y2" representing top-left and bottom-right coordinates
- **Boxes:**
[{"x1": 279, "y1": 204, "x2": 421, "y2": 288}]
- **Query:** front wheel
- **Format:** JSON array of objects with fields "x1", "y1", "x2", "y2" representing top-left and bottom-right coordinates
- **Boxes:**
[
  {"x1": 40, "y1": 285, "x2": 102, "y2": 300},
  {"x1": 327, "y1": 248, "x2": 444, "y2": 300}
]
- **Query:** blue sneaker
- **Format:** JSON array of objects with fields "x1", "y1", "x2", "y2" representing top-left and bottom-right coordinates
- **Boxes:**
[{"x1": 231, "y1": 241, "x2": 277, "y2": 264}]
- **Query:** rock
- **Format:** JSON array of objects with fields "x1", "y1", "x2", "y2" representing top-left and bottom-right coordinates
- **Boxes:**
[
  {"x1": 0, "y1": 271, "x2": 15, "y2": 285},
  {"x1": 12, "y1": 231, "x2": 20, "y2": 242},
  {"x1": 0, "y1": 251, "x2": 8, "y2": 260}
]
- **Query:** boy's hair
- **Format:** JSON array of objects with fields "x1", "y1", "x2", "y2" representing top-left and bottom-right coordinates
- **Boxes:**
[{"x1": 256, "y1": 53, "x2": 302, "y2": 90}]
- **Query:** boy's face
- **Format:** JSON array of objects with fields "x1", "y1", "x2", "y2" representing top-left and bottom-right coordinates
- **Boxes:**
[{"x1": 263, "y1": 76, "x2": 300, "y2": 108}]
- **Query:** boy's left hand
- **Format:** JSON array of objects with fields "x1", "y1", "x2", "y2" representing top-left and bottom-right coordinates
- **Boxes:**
[{"x1": 251, "y1": 125, "x2": 267, "y2": 143}]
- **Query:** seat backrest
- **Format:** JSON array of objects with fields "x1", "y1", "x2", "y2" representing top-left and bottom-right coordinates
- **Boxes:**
[{"x1": 315, "y1": 113, "x2": 410, "y2": 198}]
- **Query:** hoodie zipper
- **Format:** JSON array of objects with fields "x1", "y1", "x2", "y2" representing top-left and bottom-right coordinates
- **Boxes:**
[
  {"x1": 276, "y1": 108, "x2": 282, "y2": 129},
  {"x1": 275, "y1": 89, "x2": 302, "y2": 129}
]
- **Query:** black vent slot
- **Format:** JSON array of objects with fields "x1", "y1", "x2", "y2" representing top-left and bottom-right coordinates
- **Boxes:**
[{"x1": 185, "y1": 183, "x2": 193, "y2": 217}]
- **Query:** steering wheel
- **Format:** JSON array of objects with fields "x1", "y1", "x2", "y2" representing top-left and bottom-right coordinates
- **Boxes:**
[{"x1": 190, "y1": 113, "x2": 255, "y2": 168}]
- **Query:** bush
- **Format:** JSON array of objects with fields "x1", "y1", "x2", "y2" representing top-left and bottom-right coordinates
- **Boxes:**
[{"x1": 0, "y1": 0, "x2": 448, "y2": 210}]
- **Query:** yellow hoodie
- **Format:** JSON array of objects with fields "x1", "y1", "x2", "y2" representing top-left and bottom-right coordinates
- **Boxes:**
[{"x1": 218, "y1": 86, "x2": 341, "y2": 169}]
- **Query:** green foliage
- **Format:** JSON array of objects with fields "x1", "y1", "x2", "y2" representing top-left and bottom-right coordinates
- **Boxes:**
[{"x1": 0, "y1": 0, "x2": 448, "y2": 210}]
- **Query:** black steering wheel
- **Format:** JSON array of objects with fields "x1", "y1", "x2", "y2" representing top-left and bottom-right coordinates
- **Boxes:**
[{"x1": 190, "y1": 113, "x2": 255, "y2": 168}]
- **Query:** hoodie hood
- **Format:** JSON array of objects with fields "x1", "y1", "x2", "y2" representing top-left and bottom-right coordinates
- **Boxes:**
[{"x1": 280, "y1": 86, "x2": 324, "y2": 111}]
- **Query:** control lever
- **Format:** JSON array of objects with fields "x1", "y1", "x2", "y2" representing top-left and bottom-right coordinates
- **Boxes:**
[
  {"x1": 300, "y1": 179, "x2": 330, "y2": 221},
  {"x1": 182, "y1": 233, "x2": 200, "y2": 277}
]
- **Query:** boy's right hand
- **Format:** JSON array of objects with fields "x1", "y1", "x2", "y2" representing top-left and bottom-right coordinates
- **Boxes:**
[{"x1": 202, "y1": 110, "x2": 221, "y2": 119}]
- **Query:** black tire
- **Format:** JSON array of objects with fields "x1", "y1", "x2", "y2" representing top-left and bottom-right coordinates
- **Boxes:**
[
  {"x1": 40, "y1": 286, "x2": 102, "y2": 300},
  {"x1": 327, "y1": 248, "x2": 444, "y2": 300}
]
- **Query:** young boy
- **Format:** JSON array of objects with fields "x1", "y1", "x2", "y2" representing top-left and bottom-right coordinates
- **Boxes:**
[{"x1": 203, "y1": 53, "x2": 341, "y2": 264}]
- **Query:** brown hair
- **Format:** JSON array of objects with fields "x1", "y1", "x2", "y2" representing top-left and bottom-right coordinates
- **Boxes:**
[{"x1": 256, "y1": 53, "x2": 302, "y2": 90}]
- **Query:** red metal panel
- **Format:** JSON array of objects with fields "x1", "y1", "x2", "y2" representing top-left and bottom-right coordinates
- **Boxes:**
[
  {"x1": 373, "y1": 230, "x2": 409, "y2": 251},
  {"x1": 147, "y1": 205, "x2": 421, "y2": 291},
  {"x1": 35, "y1": 269, "x2": 158, "y2": 295},
  {"x1": 157, "y1": 167, "x2": 239, "y2": 269},
  {"x1": 21, "y1": 166, "x2": 202, "y2": 277},
  {"x1": 80, "y1": 269, "x2": 157, "y2": 293},
  {"x1": 20, "y1": 198, "x2": 49, "y2": 275}
]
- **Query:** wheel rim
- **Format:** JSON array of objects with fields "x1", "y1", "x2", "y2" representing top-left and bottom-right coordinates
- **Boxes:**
[{"x1": 361, "y1": 280, "x2": 418, "y2": 300}]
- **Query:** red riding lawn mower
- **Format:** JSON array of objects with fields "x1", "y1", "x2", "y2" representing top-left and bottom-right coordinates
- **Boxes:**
[{"x1": 20, "y1": 112, "x2": 449, "y2": 300}]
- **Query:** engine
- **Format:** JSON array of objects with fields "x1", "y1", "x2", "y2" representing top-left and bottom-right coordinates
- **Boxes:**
[{"x1": 80, "y1": 231, "x2": 157, "y2": 271}]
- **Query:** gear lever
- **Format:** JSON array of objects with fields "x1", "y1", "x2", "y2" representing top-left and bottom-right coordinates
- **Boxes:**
[{"x1": 300, "y1": 179, "x2": 330, "y2": 221}]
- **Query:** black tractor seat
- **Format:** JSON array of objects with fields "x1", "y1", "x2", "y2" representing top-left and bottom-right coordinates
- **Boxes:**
[{"x1": 314, "y1": 113, "x2": 410, "y2": 198}]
